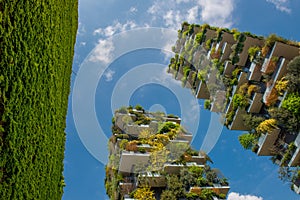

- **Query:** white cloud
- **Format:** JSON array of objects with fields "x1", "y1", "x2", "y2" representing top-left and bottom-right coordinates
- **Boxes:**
[
  {"x1": 104, "y1": 69, "x2": 115, "y2": 81},
  {"x1": 80, "y1": 42, "x2": 86, "y2": 46},
  {"x1": 93, "y1": 20, "x2": 137, "y2": 37},
  {"x1": 266, "y1": 0, "x2": 291, "y2": 13},
  {"x1": 129, "y1": 6, "x2": 138, "y2": 13},
  {"x1": 89, "y1": 38, "x2": 114, "y2": 64},
  {"x1": 197, "y1": 0, "x2": 235, "y2": 27},
  {"x1": 77, "y1": 22, "x2": 86, "y2": 35},
  {"x1": 187, "y1": 6, "x2": 199, "y2": 22},
  {"x1": 228, "y1": 192, "x2": 263, "y2": 200},
  {"x1": 146, "y1": 0, "x2": 235, "y2": 29}
]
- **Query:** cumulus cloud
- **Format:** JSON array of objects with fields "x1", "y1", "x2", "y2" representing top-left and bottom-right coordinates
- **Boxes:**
[
  {"x1": 89, "y1": 38, "x2": 114, "y2": 64},
  {"x1": 146, "y1": 0, "x2": 235, "y2": 29},
  {"x1": 129, "y1": 6, "x2": 138, "y2": 13},
  {"x1": 104, "y1": 69, "x2": 115, "y2": 81},
  {"x1": 266, "y1": 0, "x2": 291, "y2": 13},
  {"x1": 228, "y1": 192, "x2": 263, "y2": 200},
  {"x1": 197, "y1": 0, "x2": 235, "y2": 27},
  {"x1": 93, "y1": 20, "x2": 137, "y2": 37}
]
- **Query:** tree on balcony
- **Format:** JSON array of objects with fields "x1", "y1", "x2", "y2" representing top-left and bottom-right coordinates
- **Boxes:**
[
  {"x1": 275, "y1": 77, "x2": 289, "y2": 95},
  {"x1": 269, "y1": 107, "x2": 299, "y2": 133},
  {"x1": 286, "y1": 56, "x2": 300, "y2": 93},
  {"x1": 133, "y1": 186, "x2": 155, "y2": 200},
  {"x1": 256, "y1": 119, "x2": 277, "y2": 133},
  {"x1": 281, "y1": 93, "x2": 300, "y2": 117},
  {"x1": 242, "y1": 114, "x2": 265, "y2": 132},
  {"x1": 265, "y1": 87, "x2": 279, "y2": 107},
  {"x1": 238, "y1": 133, "x2": 257, "y2": 149}
]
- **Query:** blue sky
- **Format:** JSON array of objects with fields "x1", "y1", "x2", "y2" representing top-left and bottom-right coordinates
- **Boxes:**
[{"x1": 63, "y1": 0, "x2": 300, "y2": 200}]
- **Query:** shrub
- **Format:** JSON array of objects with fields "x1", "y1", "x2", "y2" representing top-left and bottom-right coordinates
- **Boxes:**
[
  {"x1": 204, "y1": 100, "x2": 211, "y2": 110},
  {"x1": 256, "y1": 119, "x2": 277, "y2": 133},
  {"x1": 281, "y1": 93, "x2": 300, "y2": 117},
  {"x1": 248, "y1": 46, "x2": 261, "y2": 61},
  {"x1": 238, "y1": 133, "x2": 256, "y2": 149},
  {"x1": 119, "y1": 106, "x2": 128, "y2": 114},
  {"x1": 275, "y1": 77, "x2": 288, "y2": 95},
  {"x1": 135, "y1": 104, "x2": 144, "y2": 111}
]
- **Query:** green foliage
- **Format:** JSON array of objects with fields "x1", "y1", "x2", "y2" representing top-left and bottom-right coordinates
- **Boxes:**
[
  {"x1": 166, "y1": 175, "x2": 185, "y2": 198},
  {"x1": 265, "y1": 34, "x2": 288, "y2": 48},
  {"x1": 206, "y1": 39, "x2": 212, "y2": 49},
  {"x1": 286, "y1": 56, "x2": 300, "y2": 93},
  {"x1": 133, "y1": 186, "x2": 155, "y2": 200},
  {"x1": 158, "y1": 122, "x2": 179, "y2": 134},
  {"x1": 238, "y1": 133, "x2": 257, "y2": 149},
  {"x1": 195, "y1": 32, "x2": 205, "y2": 44},
  {"x1": 185, "y1": 192, "x2": 199, "y2": 199},
  {"x1": 204, "y1": 100, "x2": 211, "y2": 110},
  {"x1": 242, "y1": 114, "x2": 265, "y2": 131},
  {"x1": 135, "y1": 104, "x2": 144, "y2": 111},
  {"x1": 248, "y1": 46, "x2": 261, "y2": 61},
  {"x1": 199, "y1": 188, "x2": 215, "y2": 200},
  {"x1": 282, "y1": 93, "x2": 300, "y2": 117},
  {"x1": 0, "y1": 1, "x2": 78, "y2": 199},
  {"x1": 232, "y1": 94, "x2": 249, "y2": 108},
  {"x1": 269, "y1": 107, "x2": 300, "y2": 132},
  {"x1": 119, "y1": 106, "x2": 128, "y2": 114},
  {"x1": 160, "y1": 190, "x2": 177, "y2": 200}
]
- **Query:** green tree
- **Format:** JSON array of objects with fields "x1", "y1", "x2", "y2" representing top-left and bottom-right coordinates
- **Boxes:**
[
  {"x1": 238, "y1": 133, "x2": 257, "y2": 149},
  {"x1": 286, "y1": 56, "x2": 300, "y2": 93},
  {"x1": 160, "y1": 190, "x2": 176, "y2": 200},
  {"x1": 269, "y1": 107, "x2": 299, "y2": 133},
  {"x1": 180, "y1": 168, "x2": 197, "y2": 189},
  {"x1": 242, "y1": 114, "x2": 265, "y2": 131},
  {"x1": 281, "y1": 93, "x2": 300, "y2": 117},
  {"x1": 166, "y1": 175, "x2": 185, "y2": 198}
]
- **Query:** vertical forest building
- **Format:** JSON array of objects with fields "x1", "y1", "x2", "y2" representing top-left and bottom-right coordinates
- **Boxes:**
[
  {"x1": 105, "y1": 106, "x2": 230, "y2": 200},
  {"x1": 168, "y1": 22, "x2": 300, "y2": 193}
]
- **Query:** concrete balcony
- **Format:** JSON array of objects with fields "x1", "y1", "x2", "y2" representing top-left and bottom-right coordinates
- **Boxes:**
[
  {"x1": 189, "y1": 155, "x2": 206, "y2": 165},
  {"x1": 288, "y1": 133, "x2": 300, "y2": 167},
  {"x1": 119, "y1": 182, "x2": 135, "y2": 196},
  {"x1": 176, "y1": 131, "x2": 193, "y2": 143},
  {"x1": 175, "y1": 64, "x2": 184, "y2": 81},
  {"x1": 248, "y1": 62, "x2": 262, "y2": 81},
  {"x1": 163, "y1": 163, "x2": 204, "y2": 175},
  {"x1": 195, "y1": 81, "x2": 210, "y2": 99},
  {"x1": 164, "y1": 116, "x2": 181, "y2": 124},
  {"x1": 119, "y1": 151, "x2": 150, "y2": 173},
  {"x1": 185, "y1": 71, "x2": 196, "y2": 89},
  {"x1": 247, "y1": 93, "x2": 263, "y2": 113},
  {"x1": 220, "y1": 42, "x2": 233, "y2": 62},
  {"x1": 236, "y1": 36, "x2": 264, "y2": 67},
  {"x1": 223, "y1": 61, "x2": 235, "y2": 77},
  {"x1": 269, "y1": 42, "x2": 300, "y2": 60},
  {"x1": 228, "y1": 108, "x2": 250, "y2": 131},
  {"x1": 189, "y1": 184, "x2": 230, "y2": 196},
  {"x1": 292, "y1": 179, "x2": 300, "y2": 194},
  {"x1": 257, "y1": 128, "x2": 281, "y2": 156},
  {"x1": 138, "y1": 172, "x2": 167, "y2": 187}
]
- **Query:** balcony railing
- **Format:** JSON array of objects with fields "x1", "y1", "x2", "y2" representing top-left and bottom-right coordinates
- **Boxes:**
[{"x1": 261, "y1": 58, "x2": 270, "y2": 73}]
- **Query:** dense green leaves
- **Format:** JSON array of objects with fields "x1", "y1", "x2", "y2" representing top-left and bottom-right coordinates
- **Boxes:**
[
  {"x1": 281, "y1": 93, "x2": 300, "y2": 117},
  {"x1": 238, "y1": 133, "x2": 257, "y2": 149},
  {"x1": 286, "y1": 56, "x2": 300, "y2": 93},
  {"x1": 0, "y1": 0, "x2": 78, "y2": 199}
]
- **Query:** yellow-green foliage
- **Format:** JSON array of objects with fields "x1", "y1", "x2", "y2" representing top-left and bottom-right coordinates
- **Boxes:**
[
  {"x1": 256, "y1": 119, "x2": 277, "y2": 133},
  {"x1": 133, "y1": 186, "x2": 156, "y2": 200},
  {"x1": 0, "y1": 1, "x2": 78, "y2": 199},
  {"x1": 275, "y1": 77, "x2": 289, "y2": 95}
]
